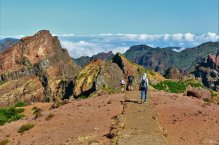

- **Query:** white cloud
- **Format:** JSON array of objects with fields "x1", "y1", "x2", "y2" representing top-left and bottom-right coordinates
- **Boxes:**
[
  {"x1": 2, "y1": 32, "x2": 219, "y2": 58},
  {"x1": 207, "y1": 32, "x2": 219, "y2": 41},
  {"x1": 184, "y1": 33, "x2": 195, "y2": 41},
  {"x1": 61, "y1": 41, "x2": 104, "y2": 58},
  {"x1": 172, "y1": 47, "x2": 186, "y2": 52},
  {"x1": 164, "y1": 34, "x2": 170, "y2": 41},
  {"x1": 172, "y1": 33, "x2": 184, "y2": 41}
]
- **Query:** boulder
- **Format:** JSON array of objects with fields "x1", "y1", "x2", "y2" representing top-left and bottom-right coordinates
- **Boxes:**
[
  {"x1": 165, "y1": 67, "x2": 181, "y2": 79},
  {"x1": 186, "y1": 87, "x2": 211, "y2": 99}
]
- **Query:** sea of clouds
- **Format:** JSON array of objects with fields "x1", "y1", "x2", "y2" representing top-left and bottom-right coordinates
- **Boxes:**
[
  {"x1": 1, "y1": 32, "x2": 219, "y2": 58},
  {"x1": 58, "y1": 32, "x2": 219, "y2": 58}
]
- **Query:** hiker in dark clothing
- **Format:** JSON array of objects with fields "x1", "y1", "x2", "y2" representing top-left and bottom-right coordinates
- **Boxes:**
[
  {"x1": 139, "y1": 73, "x2": 149, "y2": 103},
  {"x1": 127, "y1": 73, "x2": 135, "y2": 91}
]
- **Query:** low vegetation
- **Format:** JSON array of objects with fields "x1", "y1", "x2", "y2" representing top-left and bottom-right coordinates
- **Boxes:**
[
  {"x1": 78, "y1": 95, "x2": 88, "y2": 99},
  {"x1": 46, "y1": 113, "x2": 54, "y2": 121},
  {"x1": 33, "y1": 107, "x2": 42, "y2": 119},
  {"x1": 0, "y1": 107, "x2": 24, "y2": 126},
  {"x1": 18, "y1": 123, "x2": 35, "y2": 133},
  {"x1": 32, "y1": 106, "x2": 38, "y2": 110},
  {"x1": 0, "y1": 81, "x2": 5, "y2": 86},
  {"x1": 152, "y1": 79, "x2": 204, "y2": 93},
  {"x1": 0, "y1": 139, "x2": 9, "y2": 145},
  {"x1": 14, "y1": 102, "x2": 28, "y2": 107}
]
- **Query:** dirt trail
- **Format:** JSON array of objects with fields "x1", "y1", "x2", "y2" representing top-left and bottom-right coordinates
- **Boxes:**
[{"x1": 116, "y1": 91, "x2": 168, "y2": 145}]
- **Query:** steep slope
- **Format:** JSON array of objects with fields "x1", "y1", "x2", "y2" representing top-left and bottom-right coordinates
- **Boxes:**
[
  {"x1": 0, "y1": 38, "x2": 19, "y2": 52},
  {"x1": 124, "y1": 42, "x2": 219, "y2": 74},
  {"x1": 0, "y1": 30, "x2": 80, "y2": 107},
  {"x1": 74, "y1": 51, "x2": 114, "y2": 67}
]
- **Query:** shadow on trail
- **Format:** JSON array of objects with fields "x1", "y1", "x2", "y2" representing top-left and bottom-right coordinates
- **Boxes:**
[{"x1": 125, "y1": 99, "x2": 142, "y2": 104}]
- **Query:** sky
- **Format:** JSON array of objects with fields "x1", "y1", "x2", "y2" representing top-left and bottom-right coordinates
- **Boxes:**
[{"x1": 0, "y1": 0, "x2": 219, "y2": 58}]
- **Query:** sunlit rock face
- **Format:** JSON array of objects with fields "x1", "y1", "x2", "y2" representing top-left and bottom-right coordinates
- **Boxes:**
[{"x1": 0, "y1": 30, "x2": 80, "y2": 107}]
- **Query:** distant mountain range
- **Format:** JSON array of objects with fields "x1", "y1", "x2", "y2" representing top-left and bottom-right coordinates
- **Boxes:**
[
  {"x1": 0, "y1": 38, "x2": 19, "y2": 52},
  {"x1": 73, "y1": 51, "x2": 115, "y2": 67},
  {"x1": 74, "y1": 41, "x2": 219, "y2": 74},
  {"x1": 124, "y1": 42, "x2": 219, "y2": 74}
]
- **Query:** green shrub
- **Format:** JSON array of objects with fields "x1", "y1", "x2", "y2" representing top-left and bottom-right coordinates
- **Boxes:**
[
  {"x1": 152, "y1": 79, "x2": 204, "y2": 93},
  {"x1": 105, "y1": 87, "x2": 116, "y2": 94},
  {"x1": 0, "y1": 81, "x2": 5, "y2": 86},
  {"x1": 33, "y1": 108, "x2": 42, "y2": 119},
  {"x1": 18, "y1": 123, "x2": 35, "y2": 133},
  {"x1": 0, "y1": 139, "x2": 10, "y2": 145},
  {"x1": 45, "y1": 113, "x2": 54, "y2": 121},
  {"x1": 79, "y1": 95, "x2": 88, "y2": 99},
  {"x1": 0, "y1": 107, "x2": 25, "y2": 126},
  {"x1": 14, "y1": 102, "x2": 28, "y2": 107}
]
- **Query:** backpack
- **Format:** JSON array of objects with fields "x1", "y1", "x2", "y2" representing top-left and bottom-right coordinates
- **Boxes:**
[
  {"x1": 140, "y1": 79, "x2": 148, "y2": 90},
  {"x1": 128, "y1": 76, "x2": 134, "y2": 82}
]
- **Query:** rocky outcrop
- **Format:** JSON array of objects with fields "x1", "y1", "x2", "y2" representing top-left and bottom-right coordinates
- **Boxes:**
[
  {"x1": 194, "y1": 50, "x2": 219, "y2": 91},
  {"x1": 186, "y1": 87, "x2": 211, "y2": 99},
  {"x1": 0, "y1": 30, "x2": 80, "y2": 107},
  {"x1": 73, "y1": 60, "x2": 123, "y2": 97},
  {"x1": 165, "y1": 67, "x2": 181, "y2": 79}
]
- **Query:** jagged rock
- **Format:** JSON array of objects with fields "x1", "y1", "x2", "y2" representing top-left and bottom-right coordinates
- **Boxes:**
[
  {"x1": 0, "y1": 30, "x2": 80, "y2": 107},
  {"x1": 194, "y1": 49, "x2": 219, "y2": 91},
  {"x1": 73, "y1": 60, "x2": 123, "y2": 97},
  {"x1": 112, "y1": 53, "x2": 165, "y2": 86},
  {"x1": 186, "y1": 87, "x2": 211, "y2": 99}
]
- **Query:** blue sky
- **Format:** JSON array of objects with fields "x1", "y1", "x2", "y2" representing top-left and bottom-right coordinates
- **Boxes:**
[
  {"x1": 0, "y1": 0, "x2": 219, "y2": 58},
  {"x1": 0, "y1": 0, "x2": 218, "y2": 36}
]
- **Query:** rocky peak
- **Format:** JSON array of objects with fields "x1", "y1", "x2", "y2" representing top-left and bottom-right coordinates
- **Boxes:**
[{"x1": 0, "y1": 30, "x2": 80, "y2": 107}]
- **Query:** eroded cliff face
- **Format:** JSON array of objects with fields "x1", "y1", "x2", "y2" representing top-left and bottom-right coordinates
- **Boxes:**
[
  {"x1": 194, "y1": 50, "x2": 219, "y2": 91},
  {"x1": 0, "y1": 30, "x2": 80, "y2": 107}
]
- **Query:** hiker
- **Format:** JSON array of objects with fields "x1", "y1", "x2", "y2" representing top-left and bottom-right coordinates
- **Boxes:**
[
  {"x1": 127, "y1": 73, "x2": 135, "y2": 91},
  {"x1": 120, "y1": 78, "x2": 126, "y2": 93},
  {"x1": 139, "y1": 73, "x2": 149, "y2": 103}
]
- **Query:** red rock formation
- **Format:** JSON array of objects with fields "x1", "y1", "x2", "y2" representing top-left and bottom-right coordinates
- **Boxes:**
[
  {"x1": 194, "y1": 49, "x2": 219, "y2": 91},
  {"x1": 0, "y1": 30, "x2": 80, "y2": 107}
]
